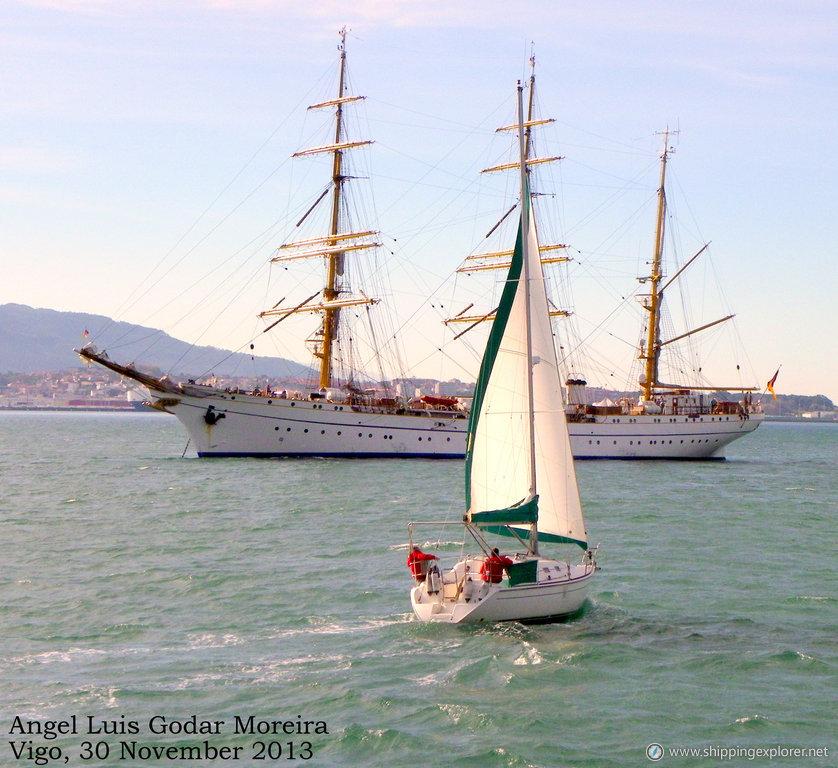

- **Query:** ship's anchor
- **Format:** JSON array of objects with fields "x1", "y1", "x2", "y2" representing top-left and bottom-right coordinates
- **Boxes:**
[{"x1": 204, "y1": 406, "x2": 226, "y2": 425}]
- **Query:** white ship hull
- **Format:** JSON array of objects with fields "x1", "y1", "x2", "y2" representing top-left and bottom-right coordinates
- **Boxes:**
[
  {"x1": 148, "y1": 389, "x2": 762, "y2": 459},
  {"x1": 568, "y1": 410, "x2": 764, "y2": 460},
  {"x1": 151, "y1": 389, "x2": 468, "y2": 458}
]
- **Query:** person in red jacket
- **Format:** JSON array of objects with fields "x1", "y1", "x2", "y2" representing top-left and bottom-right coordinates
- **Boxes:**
[
  {"x1": 480, "y1": 548, "x2": 514, "y2": 584},
  {"x1": 407, "y1": 546, "x2": 438, "y2": 581}
]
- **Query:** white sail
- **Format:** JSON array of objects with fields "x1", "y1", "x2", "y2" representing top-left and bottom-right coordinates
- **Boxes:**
[{"x1": 467, "y1": 173, "x2": 586, "y2": 548}]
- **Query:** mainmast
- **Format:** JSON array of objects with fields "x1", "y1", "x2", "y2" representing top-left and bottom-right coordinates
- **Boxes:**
[
  {"x1": 447, "y1": 57, "x2": 568, "y2": 331},
  {"x1": 640, "y1": 129, "x2": 674, "y2": 402},
  {"x1": 259, "y1": 27, "x2": 379, "y2": 389},
  {"x1": 320, "y1": 28, "x2": 350, "y2": 390}
]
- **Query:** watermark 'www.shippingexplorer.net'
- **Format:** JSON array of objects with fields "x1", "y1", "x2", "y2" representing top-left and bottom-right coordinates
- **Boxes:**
[{"x1": 645, "y1": 743, "x2": 831, "y2": 761}]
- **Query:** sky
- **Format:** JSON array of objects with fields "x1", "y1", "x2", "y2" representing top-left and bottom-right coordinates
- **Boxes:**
[{"x1": 2, "y1": 0, "x2": 836, "y2": 401}]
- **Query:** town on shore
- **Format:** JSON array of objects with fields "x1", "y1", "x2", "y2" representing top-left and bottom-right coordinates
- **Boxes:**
[{"x1": 1, "y1": 368, "x2": 834, "y2": 422}]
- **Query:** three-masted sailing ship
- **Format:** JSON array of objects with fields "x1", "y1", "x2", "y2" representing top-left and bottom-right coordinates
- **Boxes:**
[
  {"x1": 78, "y1": 30, "x2": 468, "y2": 458},
  {"x1": 79, "y1": 39, "x2": 762, "y2": 461}
]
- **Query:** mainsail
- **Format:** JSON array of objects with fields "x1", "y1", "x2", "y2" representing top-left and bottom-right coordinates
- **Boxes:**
[{"x1": 465, "y1": 85, "x2": 587, "y2": 552}]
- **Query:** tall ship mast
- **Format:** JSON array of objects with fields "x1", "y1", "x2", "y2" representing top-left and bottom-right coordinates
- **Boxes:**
[
  {"x1": 630, "y1": 129, "x2": 756, "y2": 407},
  {"x1": 259, "y1": 28, "x2": 379, "y2": 391},
  {"x1": 640, "y1": 129, "x2": 672, "y2": 404}
]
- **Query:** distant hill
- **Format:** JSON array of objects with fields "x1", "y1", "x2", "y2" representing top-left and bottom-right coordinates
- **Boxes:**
[{"x1": 0, "y1": 303, "x2": 312, "y2": 379}]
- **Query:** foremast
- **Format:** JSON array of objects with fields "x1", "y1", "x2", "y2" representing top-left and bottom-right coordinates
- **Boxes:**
[
  {"x1": 319, "y1": 28, "x2": 351, "y2": 389},
  {"x1": 259, "y1": 27, "x2": 379, "y2": 390}
]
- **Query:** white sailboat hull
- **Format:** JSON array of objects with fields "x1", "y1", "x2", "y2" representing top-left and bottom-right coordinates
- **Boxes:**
[
  {"x1": 410, "y1": 558, "x2": 594, "y2": 624},
  {"x1": 148, "y1": 388, "x2": 761, "y2": 459}
]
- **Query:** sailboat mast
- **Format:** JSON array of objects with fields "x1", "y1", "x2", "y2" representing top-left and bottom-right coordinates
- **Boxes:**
[
  {"x1": 517, "y1": 81, "x2": 539, "y2": 556},
  {"x1": 524, "y1": 57, "x2": 536, "y2": 161},
  {"x1": 319, "y1": 28, "x2": 349, "y2": 389},
  {"x1": 641, "y1": 129, "x2": 672, "y2": 402}
]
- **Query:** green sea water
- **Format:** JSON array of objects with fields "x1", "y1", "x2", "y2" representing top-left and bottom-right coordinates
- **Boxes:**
[{"x1": 1, "y1": 413, "x2": 835, "y2": 767}]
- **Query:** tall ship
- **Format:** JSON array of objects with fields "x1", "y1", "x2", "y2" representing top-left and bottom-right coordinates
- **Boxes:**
[
  {"x1": 79, "y1": 30, "x2": 468, "y2": 459},
  {"x1": 79, "y1": 45, "x2": 763, "y2": 460}
]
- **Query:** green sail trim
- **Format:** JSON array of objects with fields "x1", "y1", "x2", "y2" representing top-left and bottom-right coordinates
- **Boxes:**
[
  {"x1": 464, "y1": 181, "x2": 529, "y2": 509},
  {"x1": 470, "y1": 496, "x2": 538, "y2": 526},
  {"x1": 481, "y1": 525, "x2": 588, "y2": 551}
]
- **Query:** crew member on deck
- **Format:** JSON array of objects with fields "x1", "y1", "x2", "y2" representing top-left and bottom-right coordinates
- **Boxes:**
[
  {"x1": 480, "y1": 548, "x2": 514, "y2": 584},
  {"x1": 407, "y1": 546, "x2": 438, "y2": 582}
]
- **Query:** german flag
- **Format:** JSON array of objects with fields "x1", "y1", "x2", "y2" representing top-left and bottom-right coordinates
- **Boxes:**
[{"x1": 767, "y1": 369, "x2": 779, "y2": 400}]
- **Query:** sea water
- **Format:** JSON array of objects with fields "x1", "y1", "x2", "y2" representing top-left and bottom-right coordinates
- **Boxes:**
[{"x1": 1, "y1": 412, "x2": 835, "y2": 767}]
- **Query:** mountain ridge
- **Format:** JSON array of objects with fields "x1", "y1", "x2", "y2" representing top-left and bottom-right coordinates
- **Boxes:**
[{"x1": 0, "y1": 303, "x2": 312, "y2": 379}]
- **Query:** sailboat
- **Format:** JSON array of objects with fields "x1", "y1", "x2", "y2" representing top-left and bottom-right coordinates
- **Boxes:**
[
  {"x1": 408, "y1": 79, "x2": 597, "y2": 624},
  {"x1": 77, "y1": 29, "x2": 468, "y2": 459}
]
